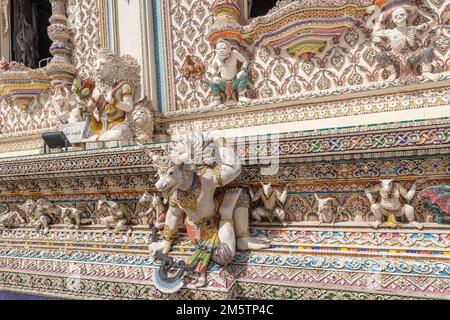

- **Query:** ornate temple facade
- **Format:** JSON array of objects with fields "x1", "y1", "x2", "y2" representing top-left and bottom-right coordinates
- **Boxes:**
[{"x1": 0, "y1": 0, "x2": 449, "y2": 300}]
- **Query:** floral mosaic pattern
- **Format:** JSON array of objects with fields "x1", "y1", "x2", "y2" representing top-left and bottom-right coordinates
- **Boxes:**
[{"x1": 164, "y1": 0, "x2": 450, "y2": 112}]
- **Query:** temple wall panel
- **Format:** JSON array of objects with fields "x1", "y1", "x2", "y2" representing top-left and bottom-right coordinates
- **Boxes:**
[{"x1": 161, "y1": 0, "x2": 450, "y2": 113}]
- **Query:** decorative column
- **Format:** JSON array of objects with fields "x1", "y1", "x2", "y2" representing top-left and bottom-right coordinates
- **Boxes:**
[
  {"x1": 46, "y1": 0, "x2": 77, "y2": 85},
  {"x1": 208, "y1": 0, "x2": 243, "y2": 45}
]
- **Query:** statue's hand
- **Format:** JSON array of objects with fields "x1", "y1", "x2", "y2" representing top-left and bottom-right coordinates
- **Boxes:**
[
  {"x1": 149, "y1": 239, "x2": 171, "y2": 257},
  {"x1": 213, "y1": 77, "x2": 222, "y2": 85}
]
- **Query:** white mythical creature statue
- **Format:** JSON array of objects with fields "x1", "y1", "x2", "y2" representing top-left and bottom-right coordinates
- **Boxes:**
[
  {"x1": 57, "y1": 205, "x2": 92, "y2": 230},
  {"x1": 365, "y1": 179, "x2": 421, "y2": 229},
  {"x1": 208, "y1": 39, "x2": 251, "y2": 107},
  {"x1": 0, "y1": 207, "x2": 26, "y2": 229},
  {"x1": 19, "y1": 199, "x2": 59, "y2": 234},
  {"x1": 96, "y1": 197, "x2": 132, "y2": 233},
  {"x1": 249, "y1": 183, "x2": 289, "y2": 224},
  {"x1": 47, "y1": 87, "x2": 71, "y2": 126},
  {"x1": 83, "y1": 48, "x2": 141, "y2": 142},
  {"x1": 130, "y1": 99, "x2": 155, "y2": 143},
  {"x1": 137, "y1": 192, "x2": 166, "y2": 228},
  {"x1": 141, "y1": 132, "x2": 270, "y2": 289},
  {"x1": 314, "y1": 194, "x2": 352, "y2": 225},
  {"x1": 371, "y1": 1, "x2": 442, "y2": 84}
]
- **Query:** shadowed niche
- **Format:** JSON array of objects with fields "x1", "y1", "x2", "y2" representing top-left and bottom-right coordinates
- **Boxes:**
[
  {"x1": 248, "y1": 0, "x2": 278, "y2": 18},
  {"x1": 11, "y1": 0, "x2": 52, "y2": 69}
]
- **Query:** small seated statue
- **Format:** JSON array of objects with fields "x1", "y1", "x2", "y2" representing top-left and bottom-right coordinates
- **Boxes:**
[
  {"x1": 365, "y1": 179, "x2": 421, "y2": 229},
  {"x1": 250, "y1": 183, "x2": 289, "y2": 224},
  {"x1": 136, "y1": 192, "x2": 166, "y2": 228},
  {"x1": 57, "y1": 205, "x2": 92, "y2": 230},
  {"x1": 97, "y1": 197, "x2": 131, "y2": 233},
  {"x1": 314, "y1": 194, "x2": 352, "y2": 225},
  {"x1": 208, "y1": 39, "x2": 251, "y2": 107},
  {"x1": 372, "y1": 3, "x2": 438, "y2": 84},
  {"x1": 20, "y1": 199, "x2": 59, "y2": 234}
]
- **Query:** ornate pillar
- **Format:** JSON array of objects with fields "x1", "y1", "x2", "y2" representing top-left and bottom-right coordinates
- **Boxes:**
[
  {"x1": 208, "y1": 0, "x2": 243, "y2": 45},
  {"x1": 46, "y1": 0, "x2": 77, "y2": 86}
]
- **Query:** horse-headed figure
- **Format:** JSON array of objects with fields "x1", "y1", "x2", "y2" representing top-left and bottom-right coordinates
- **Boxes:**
[
  {"x1": 137, "y1": 191, "x2": 166, "y2": 228},
  {"x1": 141, "y1": 131, "x2": 269, "y2": 287}
]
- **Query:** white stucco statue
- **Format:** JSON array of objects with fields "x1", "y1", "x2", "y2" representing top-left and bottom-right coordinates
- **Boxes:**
[
  {"x1": 0, "y1": 208, "x2": 26, "y2": 229},
  {"x1": 130, "y1": 99, "x2": 155, "y2": 143},
  {"x1": 372, "y1": 3, "x2": 439, "y2": 84},
  {"x1": 250, "y1": 183, "x2": 289, "y2": 223},
  {"x1": 314, "y1": 194, "x2": 352, "y2": 225},
  {"x1": 45, "y1": 88, "x2": 71, "y2": 126},
  {"x1": 83, "y1": 49, "x2": 141, "y2": 142},
  {"x1": 365, "y1": 179, "x2": 421, "y2": 229},
  {"x1": 19, "y1": 199, "x2": 59, "y2": 234},
  {"x1": 141, "y1": 132, "x2": 269, "y2": 288},
  {"x1": 208, "y1": 39, "x2": 251, "y2": 107},
  {"x1": 96, "y1": 197, "x2": 131, "y2": 233},
  {"x1": 57, "y1": 205, "x2": 91, "y2": 230},
  {"x1": 137, "y1": 192, "x2": 166, "y2": 228}
]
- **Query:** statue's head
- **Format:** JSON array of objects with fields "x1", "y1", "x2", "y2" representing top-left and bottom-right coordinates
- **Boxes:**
[
  {"x1": 97, "y1": 196, "x2": 110, "y2": 211},
  {"x1": 139, "y1": 191, "x2": 152, "y2": 203},
  {"x1": 315, "y1": 194, "x2": 335, "y2": 212},
  {"x1": 261, "y1": 183, "x2": 273, "y2": 198},
  {"x1": 21, "y1": 200, "x2": 36, "y2": 212},
  {"x1": 93, "y1": 49, "x2": 141, "y2": 92},
  {"x1": 150, "y1": 154, "x2": 184, "y2": 195},
  {"x1": 132, "y1": 104, "x2": 149, "y2": 126},
  {"x1": 59, "y1": 206, "x2": 70, "y2": 219},
  {"x1": 380, "y1": 179, "x2": 394, "y2": 192},
  {"x1": 216, "y1": 39, "x2": 232, "y2": 60},
  {"x1": 94, "y1": 49, "x2": 121, "y2": 85},
  {"x1": 392, "y1": 7, "x2": 408, "y2": 26},
  {"x1": 110, "y1": 202, "x2": 121, "y2": 213}
]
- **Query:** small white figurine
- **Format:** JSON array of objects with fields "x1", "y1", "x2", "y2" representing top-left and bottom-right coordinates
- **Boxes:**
[
  {"x1": 208, "y1": 39, "x2": 251, "y2": 106},
  {"x1": 96, "y1": 197, "x2": 131, "y2": 233},
  {"x1": 365, "y1": 179, "x2": 421, "y2": 229},
  {"x1": 137, "y1": 192, "x2": 166, "y2": 228},
  {"x1": 58, "y1": 205, "x2": 90, "y2": 230},
  {"x1": 314, "y1": 194, "x2": 352, "y2": 225},
  {"x1": 250, "y1": 183, "x2": 289, "y2": 224}
]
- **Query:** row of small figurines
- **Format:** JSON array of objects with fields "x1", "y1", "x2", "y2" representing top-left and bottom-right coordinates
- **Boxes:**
[{"x1": 0, "y1": 179, "x2": 430, "y2": 233}]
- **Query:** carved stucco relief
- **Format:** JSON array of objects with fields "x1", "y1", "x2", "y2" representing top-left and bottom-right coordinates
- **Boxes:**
[{"x1": 164, "y1": 0, "x2": 450, "y2": 112}]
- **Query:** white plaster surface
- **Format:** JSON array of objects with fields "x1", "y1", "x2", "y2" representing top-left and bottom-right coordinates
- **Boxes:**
[{"x1": 215, "y1": 105, "x2": 450, "y2": 138}]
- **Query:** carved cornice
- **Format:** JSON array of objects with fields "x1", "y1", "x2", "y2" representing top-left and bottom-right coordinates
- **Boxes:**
[
  {"x1": 160, "y1": 79, "x2": 450, "y2": 120},
  {"x1": 0, "y1": 118, "x2": 448, "y2": 181}
]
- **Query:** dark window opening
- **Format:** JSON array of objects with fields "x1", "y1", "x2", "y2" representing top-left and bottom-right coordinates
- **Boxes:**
[
  {"x1": 248, "y1": 0, "x2": 278, "y2": 19},
  {"x1": 11, "y1": 0, "x2": 52, "y2": 69}
]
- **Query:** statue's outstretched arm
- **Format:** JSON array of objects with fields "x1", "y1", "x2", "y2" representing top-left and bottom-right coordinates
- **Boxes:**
[
  {"x1": 277, "y1": 185, "x2": 289, "y2": 204},
  {"x1": 373, "y1": 12, "x2": 388, "y2": 41},
  {"x1": 399, "y1": 183, "x2": 416, "y2": 202},
  {"x1": 215, "y1": 138, "x2": 242, "y2": 187},
  {"x1": 365, "y1": 185, "x2": 380, "y2": 204}
]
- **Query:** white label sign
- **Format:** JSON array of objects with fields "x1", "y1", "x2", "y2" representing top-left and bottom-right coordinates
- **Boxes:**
[{"x1": 59, "y1": 121, "x2": 87, "y2": 144}]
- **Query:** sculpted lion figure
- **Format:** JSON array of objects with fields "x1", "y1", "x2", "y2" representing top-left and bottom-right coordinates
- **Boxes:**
[
  {"x1": 130, "y1": 99, "x2": 154, "y2": 143},
  {"x1": 141, "y1": 131, "x2": 270, "y2": 287}
]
